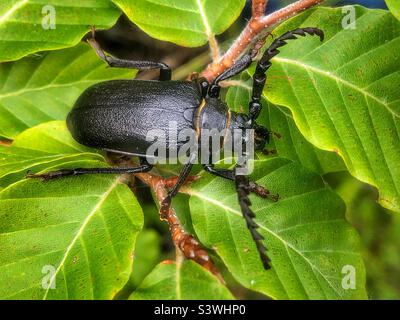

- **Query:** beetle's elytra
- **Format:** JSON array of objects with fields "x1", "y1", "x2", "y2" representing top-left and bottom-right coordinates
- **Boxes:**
[
  {"x1": 67, "y1": 80, "x2": 230, "y2": 158},
  {"x1": 29, "y1": 27, "x2": 324, "y2": 270}
]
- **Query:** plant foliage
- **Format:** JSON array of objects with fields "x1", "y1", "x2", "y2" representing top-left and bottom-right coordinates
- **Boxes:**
[{"x1": 0, "y1": 1, "x2": 398, "y2": 300}]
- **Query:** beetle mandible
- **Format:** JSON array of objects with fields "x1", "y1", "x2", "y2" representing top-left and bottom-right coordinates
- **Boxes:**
[{"x1": 28, "y1": 27, "x2": 324, "y2": 269}]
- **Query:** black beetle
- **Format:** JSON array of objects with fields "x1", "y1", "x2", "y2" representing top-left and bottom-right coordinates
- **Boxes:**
[{"x1": 29, "y1": 27, "x2": 324, "y2": 269}]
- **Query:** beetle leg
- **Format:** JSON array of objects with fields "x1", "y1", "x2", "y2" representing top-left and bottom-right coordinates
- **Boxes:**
[
  {"x1": 160, "y1": 162, "x2": 194, "y2": 218},
  {"x1": 208, "y1": 54, "x2": 253, "y2": 98},
  {"x1": 249, "y1": 27, "x2": 324, "y2": 122},
  {"x1": 235, "y1": 172, "x2": 272, "y2": 269},
  {"x1": 208, "y1": 53, "x2": 254, "y2": 98},
  {"x1": 27, "y1": 158, "x2": 153, "y2": 181},
  {"x1": 208, "y1": 35, "x2": 270, "y2": 97},
  {"x1": 203, "y1": 164, "x2": 235, "y2": 180},
  {"x1": 87, "y1": 37, "x2": 171, "y2": 81},
  {"x1": 160, "y1": 152, "x2": 197, "y2": 218},
  {"x1": 202, "y1": 164, "x2": 279, "y2": 201}
]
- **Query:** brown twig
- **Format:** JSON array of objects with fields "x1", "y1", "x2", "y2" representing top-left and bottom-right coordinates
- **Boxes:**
[
  {"x1": 252, "y1": 0, "x2": 268, "y2": 17},
  {"x1": 106, "y1": 153, "x2": 224, "y2": 281},
  {"x1": 135, "y1": 171, "x2": 224, "y2": 283},
  {"x1": 201, "y1": 0, "x2": 324, "y2": 82}
]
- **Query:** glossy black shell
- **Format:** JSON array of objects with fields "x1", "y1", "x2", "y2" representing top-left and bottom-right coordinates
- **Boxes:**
[{"x1": 67, "y1": 80, "x2": 204, "y2": 157}]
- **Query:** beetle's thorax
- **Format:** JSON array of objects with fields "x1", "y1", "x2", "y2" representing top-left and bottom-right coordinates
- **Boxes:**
[
  {"x1": 194, "y1": 98, "x2": 231, "y2": 136},
  {"x1": 193, "y1": 98, "x2": 256, "y2": 142}
]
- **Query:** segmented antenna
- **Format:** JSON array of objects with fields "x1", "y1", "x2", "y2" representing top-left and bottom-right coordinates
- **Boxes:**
[
  {"x1": 235, "y1": 174, "x2": 271, "y2": 269},
  {"x1": 259, "y1": 27, "x2": 324, "y2": 66}
]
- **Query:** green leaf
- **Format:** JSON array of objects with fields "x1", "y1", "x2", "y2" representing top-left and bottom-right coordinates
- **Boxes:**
[
  {"x1": 187, "y1": 158, "x2": 366, "y2": 299},
  {"x1": 332, "y1": 171, "x2": 400, "y2": 299},
  {"x1": 265, "y1": 7, "x2": 400, "y2": 212},
  {"x1": 225, "y1": 76, "x2": 345, "y2": 175},
  {"x1": 112, "y1": 0, "x2": 246, "y2": 47},
  {"x1": 0, "y1": 43, "x2": 135, "y2": 139},
  {"x1": 129, "y1": 229, "x2": 161, "y2": 289},
  {"x1": 386, "y1": 0, "x2": 400, "y2": 21},
  {"x1": 0, "y1": 172, "x2": 143, "y2": 299},
  {"x1": 129, "y1": 260, "x2": 234, "y2": 300},
  {"x1": 0, "y1": 0, "x2": 121, "y2": 62},
  {"x1": 0, "y1": 121, "x2": 143, "y2": 299},
  {"x1": 0, "y1": 121, "x2": 104, "y2": 188}
]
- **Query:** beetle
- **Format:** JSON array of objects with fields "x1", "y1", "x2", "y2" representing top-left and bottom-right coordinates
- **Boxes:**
[{"x1": 28, "y1": 27, "x2": 324, "y2": 269}]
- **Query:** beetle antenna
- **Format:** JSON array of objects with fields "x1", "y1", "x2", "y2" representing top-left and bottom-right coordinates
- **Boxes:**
[
  {"x1": 235, "y1": 173, "x2": 273, "y2": 270},
  {"x1": 249, "y1": 27, "x2": 324, "y2": 123}
]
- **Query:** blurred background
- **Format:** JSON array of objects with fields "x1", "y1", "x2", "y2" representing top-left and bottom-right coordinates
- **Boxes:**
[{"x1": 95, "y1": 0, "x2": 398, "y2": 300}]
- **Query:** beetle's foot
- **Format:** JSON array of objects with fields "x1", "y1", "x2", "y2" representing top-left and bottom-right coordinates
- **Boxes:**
[
  {"x1": 273, "y1": 131, "x2": 282, "y2": 139},
  {"x1": 269, "y1": 193, "x2": 280, "y2": 202},
  {"x1": 248, "y1": 181, "x2": 279, "y2": 202},
  {"x1": 26, "y1": 169, "x2": 74, "y2": 181}
]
